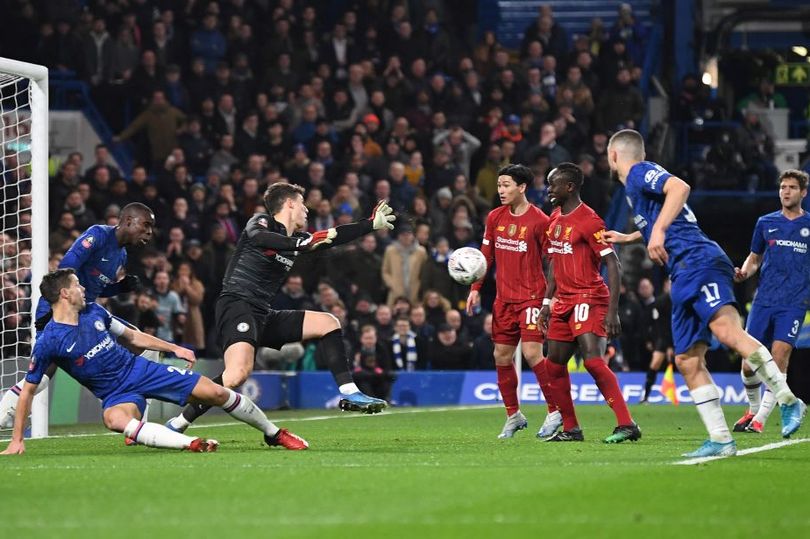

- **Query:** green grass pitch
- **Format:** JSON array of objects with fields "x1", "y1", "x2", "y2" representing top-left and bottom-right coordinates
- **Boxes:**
[{"x1": 1, "y1": 405, "x2": 808, "y2": 539}]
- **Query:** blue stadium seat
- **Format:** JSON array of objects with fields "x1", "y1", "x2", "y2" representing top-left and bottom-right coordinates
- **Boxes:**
[{"x1": 494, "y1": 0, "x2": 657, "y2": 49}]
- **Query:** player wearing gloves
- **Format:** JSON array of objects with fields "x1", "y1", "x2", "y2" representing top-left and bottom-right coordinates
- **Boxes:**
[
  {"x1": 167, "y1": 183, "x2": 396, "y2": 433},
  {"x1": 0, "y1": 203, "x2": 154, "y2": 429}
]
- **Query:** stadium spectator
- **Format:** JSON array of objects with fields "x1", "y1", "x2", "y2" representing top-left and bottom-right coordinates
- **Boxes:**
[
  {"x1": 382, "y1": 224, "x2": 429, "y2": 305},
  {"x1": 352, "y1": 328, "x2": 396, "y2": 400},
  {"x1": 170, "y1": 261, "x2": 206, "y2": 352},
  {"x1": 115, "y1": 90, "x2": 186, "y2": 168},
  {"x1": 191, "y1": 13, "x2": 227, "y2": 74},
  {"x1": 520, "y1": 6, "x2": 568, "y2": 60},
  {"x1": 470, "y1": 313, "x2": 495, "y2": 370},
  {"x1": 737, "y1": 78, "x2": 788, "y2": 114},
  {"x1": 50, "y1": 211, "x2": 79, "y2": 253},
  {"x1": 392, "y1": 316, "x2": 425, "y2": 371},
  {"x1": 335, "y1": 235, "x2": 386, "y2": 304},
  {"x1": 595, "y1": 67, "x2": 644, "y2": 133},
  {"x1": 133, "y1": 290, "x2": 160, "y2": 335},
  {"x1": 428, "y1": 323, "x2": 471, "y2": 370},
  {"x1": 610, "y1": 3, "x2": 648, "y2": 67},
  {"x1": 272, "y1": 274, "x2": 315, "y2": 312},
  {"x1": 735, "y1": 109, "x2": 777, "y2": 191},
  {"x1": 151, "y1": 270, "x2": 185, "y2": 343},
  {"x1": 368, "y1": 302, "x2": 393, "y2": 345}
]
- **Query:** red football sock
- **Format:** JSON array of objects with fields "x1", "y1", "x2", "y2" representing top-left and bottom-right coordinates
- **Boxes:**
[
  {"x1": 584, "y1": 357, "x2": 633, "y2": 426},
  {"x1": 531, "y1": 360, "x2": 558, "y2": 413},
  {"x1": 496, "y1": 364, "x2": 520, "y2": 416},
  {"x1": 545, "y1": 360, "x2": 579, "y2": 431}
]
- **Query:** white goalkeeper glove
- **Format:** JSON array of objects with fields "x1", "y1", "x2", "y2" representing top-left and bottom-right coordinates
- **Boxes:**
[{"x1": 370, "y1": 200, "x2": 396, "y2": 230}]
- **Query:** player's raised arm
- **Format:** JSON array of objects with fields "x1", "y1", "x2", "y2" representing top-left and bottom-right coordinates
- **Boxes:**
[
  {"x1": 325, "y1": 200, "x2": 397, "y2": 248},
  {"x1": 246, "y1": 215, "x2": 315, "y2": 251},
  {"x1": 647, "y1": 176, "x2": 691, "y2": 266},
  {"x1": 299, "y1": 200, "x2": 396, "y2": 252}
]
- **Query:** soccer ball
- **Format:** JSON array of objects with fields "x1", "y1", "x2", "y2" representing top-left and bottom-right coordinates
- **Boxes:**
[{"x1": 448, "y1": 247, "x2": 487, "y2": 285}]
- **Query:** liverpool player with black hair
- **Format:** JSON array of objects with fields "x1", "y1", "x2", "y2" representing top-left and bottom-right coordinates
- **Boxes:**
[
  {"x1": 466, "y1": 164, "x2": 561, "y2": 439},
  {"x1": 539, "y1": 163, "x2": 640, "y2": 443},
  {"x1": 167, "y1": 183, "x2": 396, "y2": 444}
]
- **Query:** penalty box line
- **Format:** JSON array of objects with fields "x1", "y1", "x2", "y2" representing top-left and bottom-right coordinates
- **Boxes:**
[{"x1": 673, "y1": 438, "x2": 810, "y2": 466}]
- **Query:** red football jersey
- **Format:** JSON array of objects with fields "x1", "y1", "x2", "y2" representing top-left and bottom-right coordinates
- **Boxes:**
[
  {"x1": 472, "y1": 204, "x2": 549, "y2": 303},
  {"x1": 546, "y1": 203, "x2": 613, "y2": 304}
]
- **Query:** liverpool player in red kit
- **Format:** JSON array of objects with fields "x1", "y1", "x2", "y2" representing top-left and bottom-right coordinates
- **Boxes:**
[
  {"x1": 539, "y1": 163, "x2": 641, "y2": 443},
  {"x1": 466, "y1": 164, "x2": 560, "y2": 439}
]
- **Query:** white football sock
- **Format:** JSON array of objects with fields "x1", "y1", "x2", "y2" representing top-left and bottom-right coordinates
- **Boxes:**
[
  {"x1": 745, "y1": 346, "x2": 797, "y2": 405},
  {"x1": 0, "y1": 374, "x2": 50, "y2": 428},
  {"x1": 124, "y1": 418, "x2": 196, "y2": 449},
  {"x1": 167, "y1": 414, "x2": 191, "y2": 431},
  {"x1": 690, "y1": 384, "x2": 733, "y2": 443},
  {"x1": 222, "y1": 389, "x2": 279, "y2": 436},
  {"x1": 741, "y1": 371, "x2": 762, "y2": 414},
  {"x1": 338, "y1": 383, "x2": 360, "y2": 395},
  {"x1": 753, "y1": 376, "x2": 782, "y2": 426}
]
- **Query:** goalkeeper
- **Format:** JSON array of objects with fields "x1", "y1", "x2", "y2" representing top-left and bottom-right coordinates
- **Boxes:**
[
  {"x1": 0, "y1": 203, "x2": 154, "y2": 429},
  {"x1": 166, "y1": 183, "x2": 396, "y2": 433}
]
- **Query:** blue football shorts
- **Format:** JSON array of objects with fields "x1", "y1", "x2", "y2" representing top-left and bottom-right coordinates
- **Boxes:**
[
  {"x1": 670, "y1": 266, "x2": 737, "y2": 355},
  {"x1": 102, "y1": 356, "x2": 201, "y2": 414},
  {"x1": 745, "y1": 303, "x2": 806, "y2": 348}
]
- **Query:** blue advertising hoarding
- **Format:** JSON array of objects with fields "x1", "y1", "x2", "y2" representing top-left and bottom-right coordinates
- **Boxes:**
[{"x1": 240, "y1": 371, "x2": 748, "y2": 410}]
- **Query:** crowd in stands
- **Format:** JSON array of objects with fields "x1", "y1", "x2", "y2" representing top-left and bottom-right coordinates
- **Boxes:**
[{"x1": 2, "y1": 1, "x2": 703, "y2": 398}]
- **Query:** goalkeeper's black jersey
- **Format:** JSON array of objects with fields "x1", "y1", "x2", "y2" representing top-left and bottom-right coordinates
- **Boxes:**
[
  {"x1": 221, "y1": 214, "x2": 311, "y2": 314},
  {"x1": 220, "y1": 213, "x2": 374, "y2": 314}
]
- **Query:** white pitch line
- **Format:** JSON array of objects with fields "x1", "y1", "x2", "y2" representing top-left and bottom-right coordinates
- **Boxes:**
[
  {"x1": 673, "y1": 438, "x2": 810, "y2": 465},
  {"x1": 38, "y1": 404, "x2": 501, "y2": 440}
]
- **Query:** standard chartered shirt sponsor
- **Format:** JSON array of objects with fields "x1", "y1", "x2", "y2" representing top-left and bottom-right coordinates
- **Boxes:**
[{"x1": 495, "y1": 236, "x2": 528, "y2": 252}]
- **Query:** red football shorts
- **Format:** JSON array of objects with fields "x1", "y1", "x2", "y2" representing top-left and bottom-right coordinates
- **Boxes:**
[
  {"x1": 547, "y1": 300, "x2": 608, "y2": 342},
  {"x1": 491, "y1": 298, "x2": 545, "y2": 346}
]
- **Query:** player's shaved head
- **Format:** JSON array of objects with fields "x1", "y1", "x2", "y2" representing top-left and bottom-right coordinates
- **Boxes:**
[
  {"x1": 548, "y1": 162, "x2": 584, "y2": 190},
  {"x1": 608, "y1": 129, "x2": 645, "y2": 161},
  {"x1": 120, "y1": 202, "x2": 155, "y2": 221},
  {"x1": 40, "y1": 268, "x2": 76, "y2": 304}
]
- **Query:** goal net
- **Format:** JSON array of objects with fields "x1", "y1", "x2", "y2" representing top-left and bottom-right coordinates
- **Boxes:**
[{"x1": 0, "y1": 57, "x2": 48, "y2": 439}]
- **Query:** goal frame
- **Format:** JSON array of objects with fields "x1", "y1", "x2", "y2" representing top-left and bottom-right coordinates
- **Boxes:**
[{"x1": 0, "y1": 57, "x2": 49, "y2": 438}]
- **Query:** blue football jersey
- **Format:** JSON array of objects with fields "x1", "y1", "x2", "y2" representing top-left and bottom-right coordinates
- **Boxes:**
[
  {"x1": 26, "y1": 303, "x2": 137, "y2": 400},
  {"x1": 36, "y1": 225, "x2": 126, "y2": 319},
  {"x1": 750, "y1": 210, "x2": 810, "y2": 309},
  {"x1": 625, "y1": 161, "x2": 732, "y2": 277}
]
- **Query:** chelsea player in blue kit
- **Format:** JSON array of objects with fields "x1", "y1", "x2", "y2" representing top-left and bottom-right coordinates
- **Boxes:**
[
  {"x1": 604, "y1": 130, "x2": 805, "y2": 457},
  {"x1": 733, "y1": 170, "x2": 810, "y2": 434},
  {"x1": 1, "y1": 269, "x2": 309, "y2": 454},
  {"x1": 0, "y1": 203, "x2": 153, "y2": 429}
]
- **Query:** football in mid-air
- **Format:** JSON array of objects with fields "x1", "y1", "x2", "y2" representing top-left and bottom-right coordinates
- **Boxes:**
[{"x1": 448, "y1": 247, "x2": 487, "y2": 285}]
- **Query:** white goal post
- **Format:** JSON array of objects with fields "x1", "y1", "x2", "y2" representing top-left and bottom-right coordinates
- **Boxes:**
[{"x1": 0, "y1": 57, "x2": 49, "y2": 438}]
